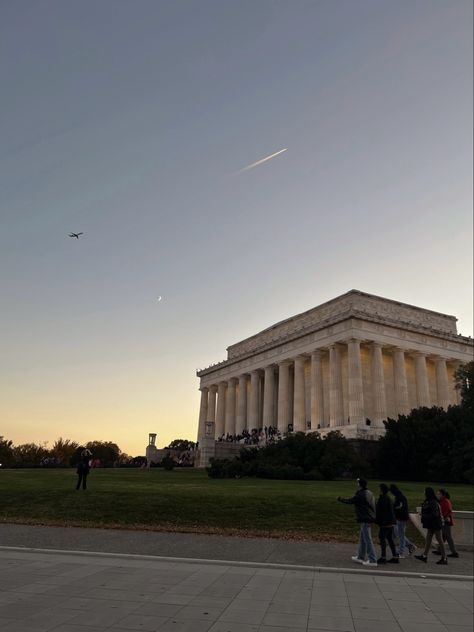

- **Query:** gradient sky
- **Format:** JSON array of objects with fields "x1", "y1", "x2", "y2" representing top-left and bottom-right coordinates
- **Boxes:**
[{"x1": 1, "y1": 0, "x2": 472, "y2": 456}]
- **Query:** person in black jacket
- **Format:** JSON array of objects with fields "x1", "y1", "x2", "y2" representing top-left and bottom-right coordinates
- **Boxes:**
[
  {"x1": 76, "y1": 449, "x2": 91, "y2": 490},
  {"x1": 337, "y1": 478, "x2": 378, "y2": 567},
  {"x1": 389, "y1": 484, "x2": 416, "y2": 557},
  {"x1": 414, "y1": 487, "x2": 447, "y2": 565},
  {"x1": 376, "y1": 484, "x2": 399, "y2": 564}
]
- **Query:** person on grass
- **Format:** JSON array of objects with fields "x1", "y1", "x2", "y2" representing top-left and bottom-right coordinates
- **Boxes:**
[
  {"x1": 76, "y1": 449, "x2": 91, "y2": 491},
  {"x1": 337, "y1": 478, "x2": 377, "y2": 567},
  {"x1": 414, "y1": 487, "x2": 448, "y2": 565},
  {"x1": 375, "y1": 484, "x2": 399, "y2": 564},
  {"x1": 433, "y1": 489, "x2": 459, "y2": 559},
  {"x1": 389, "y1": 484, "x2": 416, "y2": 557}
]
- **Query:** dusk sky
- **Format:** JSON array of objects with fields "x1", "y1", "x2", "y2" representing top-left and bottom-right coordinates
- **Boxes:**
[{"x1": 1, "y1": 0, "x2": 472, "y2": 456}]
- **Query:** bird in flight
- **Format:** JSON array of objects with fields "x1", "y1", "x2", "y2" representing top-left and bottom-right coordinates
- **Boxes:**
[{"x1": 68, "y1": 232, "x2": 83, "y2": 239}]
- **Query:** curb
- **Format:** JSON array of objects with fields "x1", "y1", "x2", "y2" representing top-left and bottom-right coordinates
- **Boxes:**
[{"x1": 1, "y1": 545, "x2": 472, "y2": 582}]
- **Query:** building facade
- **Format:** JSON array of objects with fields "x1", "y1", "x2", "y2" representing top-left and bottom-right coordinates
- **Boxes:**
[{"x1": 196, "y1": 290, "x2": 473, "y2": 442}]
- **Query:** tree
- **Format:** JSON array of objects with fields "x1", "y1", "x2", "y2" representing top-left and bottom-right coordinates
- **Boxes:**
[
  {"x1": 85, "y1": 441, "x2": 121, "y2": 467},
  {"x1": 0, "y1": 436, "x2": 14, "y2": 467},
  {"x1": 166, "y1": 439, "x2": 195, "y2": 451},
  {"x1": 455, "y1": 361, "x2": 474, "y2": 413},
  {"x1": 12, "y1": 442, "x2": 50, "y2": 467},
  {"x1": 377, "y1": 404, "x2": 473, "y2": 483},
  {"x1": 51, "y1": 438, "x2": 79, "y2": 465}
]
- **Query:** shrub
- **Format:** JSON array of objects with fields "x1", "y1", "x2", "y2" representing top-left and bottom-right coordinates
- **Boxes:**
[{"x1": 161, "y1": 454, "x2": 175, "y2": 471}]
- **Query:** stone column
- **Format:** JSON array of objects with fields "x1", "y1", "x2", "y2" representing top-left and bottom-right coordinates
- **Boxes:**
[
  {"x1": 310, "y1": 350, "x2": 324, "y2": 429},
  {"x1": 215, "y1": 382, "x2": 227, "y2": 438},
  {"x1": 249, "y1": 370, "x2": 260, "y2": 429},
  {"x1": 347, "y1": 339, "x2": 365, "y2": 425},
  {"x1": 329, "y1": 344, "x2": 344, "y2": 427},
  {"x1": 225, "y1": 378, "x2": 237, "y2": 435},
  {"x1": 371, "y1": 342, "x2": 387, "y2": 427},
  {"x1": 236, "y1": 375, "x2": 248, "y2": 434},
  {"x1": 277, "y1": 360, "x2": 291, "y2": 434},
  {"x1": 435, "y1": 357, "x2": 450, "y2": 409},
  {"x1": 393, "y1": 348, "x2": 410, "y2": 415},
  {"x1": 207, "y1": 384, "x2": 217, "y2": 420},
  {"x1": 197, "y1": 387, "x2": 208, "y2": 441},
  {"x1": 263, "y1": 366, "x2": 275, "y2": 428},
  {"x1": 414, "y1": 352, "x2": 431, "y2": 407},
  {"x1": 293, "y1": 355, "x2": 306, "y2": 432}
]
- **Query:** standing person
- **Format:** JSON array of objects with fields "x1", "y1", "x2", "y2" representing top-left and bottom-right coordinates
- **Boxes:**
[
  {"x1": 389, "y1": 484, "x2": 416, "y2": 557},
  {"x1": 376, "y1": 484, "x2": 399, "y2": 564},
  {"x1": 337, "y1": 478, "x2": 378, "y2": 567},
  {"x1": 76, "y1": 449, "x2": 91, "y2": 491},
  {"x1": 415, "y1": 487, "x2": 448, "y2": 565},
  {"x1": 433, "y1": 489, "x2": 459, "y2": 558}
]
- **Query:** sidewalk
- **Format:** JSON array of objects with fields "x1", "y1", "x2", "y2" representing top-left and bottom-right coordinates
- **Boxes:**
[
  {"x1": 0, "y1": 547, "x2": 472, "y2": 632},
  {"x1": 1, "y1": 524, "x2": 472, "y2": 578}
]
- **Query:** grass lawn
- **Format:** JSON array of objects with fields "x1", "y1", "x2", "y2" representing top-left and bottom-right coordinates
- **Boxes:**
[{"x1": 0, "y1": 468, "x2": 472, "y2": 543}]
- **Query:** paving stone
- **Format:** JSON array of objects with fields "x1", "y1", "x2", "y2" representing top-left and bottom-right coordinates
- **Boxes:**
[{"x1": 261, "y1": 612, "x2": 307, "y2": 628}]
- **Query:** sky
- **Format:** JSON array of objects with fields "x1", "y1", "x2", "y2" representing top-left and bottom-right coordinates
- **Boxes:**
[{"x1": 1, "y1": 0, "x2": 472, "y2": 456}]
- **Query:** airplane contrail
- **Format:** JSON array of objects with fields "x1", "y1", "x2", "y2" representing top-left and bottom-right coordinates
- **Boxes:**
[{"x1": 238, "y1": 148, "x2": 288, "y2": 172}]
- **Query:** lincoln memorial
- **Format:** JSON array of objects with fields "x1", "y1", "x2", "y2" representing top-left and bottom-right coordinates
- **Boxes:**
[{"x1": 196, "y1": 290, "x2": 473, "y2": 445}]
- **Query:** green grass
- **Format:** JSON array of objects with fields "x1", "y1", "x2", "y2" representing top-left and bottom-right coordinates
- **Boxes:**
[{"x1": 0, "y1": 469, "x2": 472, "y2": 543}]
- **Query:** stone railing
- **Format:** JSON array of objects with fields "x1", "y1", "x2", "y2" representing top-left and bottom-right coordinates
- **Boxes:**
[{"x1": 410, "y1": 508, "x2": 473, "y2": 551}]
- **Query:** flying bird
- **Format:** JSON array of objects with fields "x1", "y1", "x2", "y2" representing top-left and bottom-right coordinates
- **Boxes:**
[
  {"x1": 68, "y1": 232, "x2": 83, "y2": 239},
  {"x1": 238, "y1": 148, "x2": 288, "y2": 173}
]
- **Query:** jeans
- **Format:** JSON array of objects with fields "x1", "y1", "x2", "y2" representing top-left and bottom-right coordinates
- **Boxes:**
[
  {"x1": 379, "y1": 526, "x2": 398, "y2": 558},
  {"x1": 396, "y1": 520, "x2": 414, "y2": 555},
  {"x1": 357, "y1": 523, "x2": 377, "y2": 563}
]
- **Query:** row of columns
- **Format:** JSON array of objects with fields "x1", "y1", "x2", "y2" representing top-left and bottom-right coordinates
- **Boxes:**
[{"x1": 198, "y1": 342, "x2": 456, "y2": 439}]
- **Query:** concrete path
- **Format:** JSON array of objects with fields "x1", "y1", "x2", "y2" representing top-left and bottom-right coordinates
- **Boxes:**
[
  {"x1": 0, "y1": 547, "x2": 472, "y2": 632},
  {"x1": 1, "y1": 524, "x2": 472, "y2": 578}
]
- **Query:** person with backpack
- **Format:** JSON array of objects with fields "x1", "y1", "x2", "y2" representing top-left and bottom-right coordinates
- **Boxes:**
[
  {"x1": 389, "y1": 484, "x2": 416, "y2": 557},
  {"x1": 76, "y1": 449, "x2": 91, "y2": 490},
  {"x1": 337, "y1": 478, "x2": 377, "y2": 567},
  {"x1": 433, "y1": 489, "x2": 459, "y2": 559},
  {"x1": 375, "y1": 484, "x2": 399, "y2": 564},
  {"x1": 414, "y1": 487, "x2": 447, "y2": 565}
]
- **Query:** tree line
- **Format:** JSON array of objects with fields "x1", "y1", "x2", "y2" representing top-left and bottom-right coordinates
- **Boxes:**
[{"x1": 0, "y1": 438, "x2": 126, "y2": 468}]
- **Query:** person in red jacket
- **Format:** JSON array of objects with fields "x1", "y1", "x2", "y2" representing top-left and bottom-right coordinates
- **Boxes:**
[{"x1": 433, "y1": 489, "x2": 459, "y2": 558}]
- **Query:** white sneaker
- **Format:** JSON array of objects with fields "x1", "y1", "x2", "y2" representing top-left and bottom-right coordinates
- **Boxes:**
[
  {"x1": 362, "y1": 560, "x2": 378, "y2": 567},
  {"x1": 351, "y1": 556, "x2": 364, "y2": 564},
  {"x1": 398, "y1": 555, "x2": 406, "y2": 559}
]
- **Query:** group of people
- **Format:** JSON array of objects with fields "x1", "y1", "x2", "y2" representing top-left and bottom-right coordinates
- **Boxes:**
[
  {"x1": 217, "y1": 425, "x2": 281, "y2": 445},
  {"x1": 337, "y1": 478, "x2": 459, "y2": 567}
]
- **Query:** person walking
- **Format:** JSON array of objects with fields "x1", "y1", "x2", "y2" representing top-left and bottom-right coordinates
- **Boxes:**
[
  {"x1": 389, "y1": 484, "x2": 416, "y2": 557},
  {"x1": 337, "y1": 478, "x2": 378, "y2": 567},
  {"x1": 433, "y1": 489, "x2": 459, "y2": 558},
  {"x1": 376, "y1": 484, "x2": 399, "y2": 564},
  {"x1": 414, "y1": 487, "x2": 448, "y2": 565},
  {"x1": 76, "y1": 449, "x2": 91, "y2": 490}
]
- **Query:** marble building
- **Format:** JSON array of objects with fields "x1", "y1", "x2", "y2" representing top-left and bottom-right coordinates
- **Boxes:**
[{"x1": 196, "y1": 290, "x2": 473, "y2": 443}]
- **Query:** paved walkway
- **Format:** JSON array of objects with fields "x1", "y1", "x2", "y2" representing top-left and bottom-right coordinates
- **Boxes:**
[
  {"x1": 1, "y1": 524, "x2": 472, "y2": 578},
  {"x1": 0, "y1": 547, "x2": 472, "y2": 632}
]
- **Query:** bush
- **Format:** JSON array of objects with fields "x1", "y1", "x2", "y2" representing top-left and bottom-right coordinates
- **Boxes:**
[
  {"x1": 161, "y1": 455, "x2": 175, "y2": 471},
  {"x1": 206, "y1": 431, "x2": 368, "y2": 481},
  {"x1": 303, "y1": 468, "x2": 324, "y2": 481},
  {"x1": 256, "y1": 464, "x2": 304, "y2": 480},
  {"x1": 206, "y1": 458, "x2": 242, "y2": 478}
]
